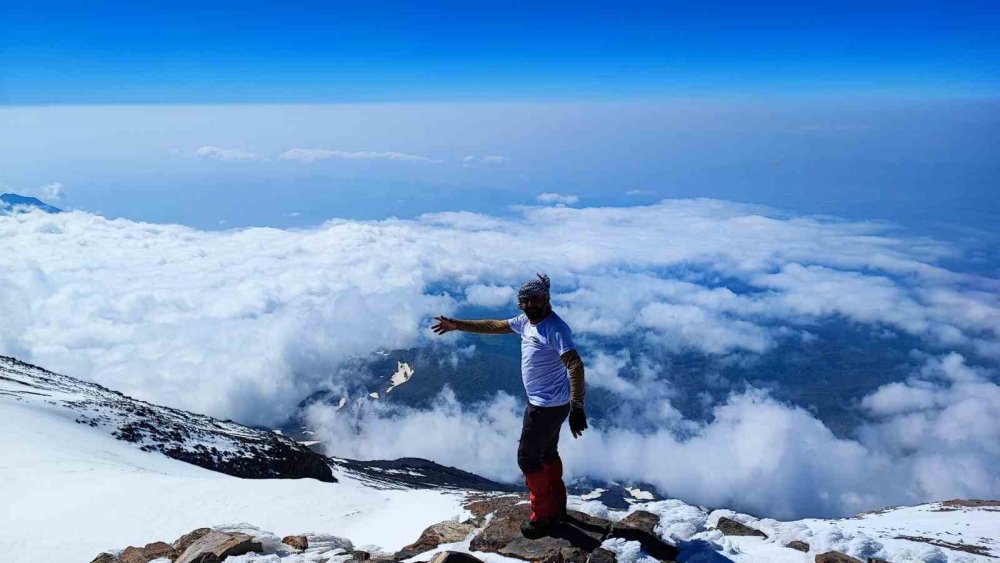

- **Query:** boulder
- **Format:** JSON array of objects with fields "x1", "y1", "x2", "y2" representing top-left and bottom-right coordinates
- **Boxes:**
[
  {"x1": 470, "y1": 504, "x2": 532, "y2": 553},
  {"x1": 90, "y1": 554, "x2": 120, "y2": 563},
  {"x1": 608, "y1": 510, "x2": 677, "y2": 561},
  {"x1": 173, "y1": 528, "x2": 212, "y2": 553},
  {"x1": 429, "y1": 552, "x2": 487, "y2": 563},
  {"x1": 867, "y1": 559, "x2": 890, "y2": 563},
  {"x1": 586, "y1": 548, "x2": 616, "y2": 563},
  {"x1": 120, "y1": 547, "x2": 147, "y2": 563},
  {"x1": 282, "y1": 535, "x2": 309, "y2": 551},
  {"x1": 549, "y1": 511, "x2": 612, "y2": 553},
  {"x1": 143, "y1": 542, "x2": 177, "y2": 561},
  {"x1": 500, "y1": 537, "x2": 573, "y2": 563},
  {"x1": 351, "y1": 551, "x2": 372, "y2": 561},
  {"x1": 396, "y1": 521, "x2": 477, "y2": 559},
  {"x1": 786, "y1": 541, "x2": 810, "y2": 552},
  {"x1": 175, "y1": 530, "x2": 263, "y2": 563},
  {"x1": 715, "y1": 517, "x2": 767, "y2": 538},
  {"x1": 815, "y1": 552, "x2": 863, "y2": 563}
]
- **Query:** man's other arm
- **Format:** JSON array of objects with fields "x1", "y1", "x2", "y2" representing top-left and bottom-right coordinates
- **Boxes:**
[
  {"x1": 432, "y1": 316, "x2": 514, "y2": 335},
  {"x1": 560, "y1": 349, "x2": 585, "y2": 406}
]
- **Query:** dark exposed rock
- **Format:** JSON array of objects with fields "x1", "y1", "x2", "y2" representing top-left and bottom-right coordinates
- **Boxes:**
[
  {"x1": 608, "y1": 510, "x2": 677, "y2": 561},
  {"x1": 786, "y1": 540, "x2": 810, "y2": 552},
  {"x1": 470, "y1": 504, "x2": 533, "y2": 553},
  {"x1": 173, "y1": 528, "x2": 213, "y2": 553},
  {"x1": 550, "y1": 511, "x2": 612, "y2": 553},
  {"x1": 867, "y1": 558, "x2": 890, "y2": 563},
  {"x1": 330, "y1": 457, "x2": 518, "y2": 492},
  {"x1": 175, "y1": 530, "x2": 262, "y2": 563},
  {"x1": 396, "y1": 521, "x2": 477, "y2": 559},
  {"x1": 815, "y1": 551, "x2": 863, "y2": 563},
  {"x1": 894, "y1": 534, "x2": 992, "y2": 556},
  {"x1": 715, "y1": 517, "x2": 767, "y2": 538},
  {"x1": 586, "y1": 548, "x2": 616, "y2": 563},
  {"x1": 471, "y1": 503, "x2": 615, "y2": 562},
  {"x1": 352, "y1": 551, "x2": 372, "y2": 561},
  {"x1": 90, "y1": 554, "x2": 120, "y2": 563},
  {"x1": 429, "y1": 551, "x2": 487, "y2": 563},
  {"x1": 282, "y1": 535, "x2": 309, "y2": 551}
]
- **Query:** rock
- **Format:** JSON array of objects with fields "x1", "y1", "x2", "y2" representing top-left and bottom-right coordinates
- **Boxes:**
[
  {"x1": 120, "y1": 546, "x2": 147, "y2": 563},
  {"x1": 867, "y1": 559, "x2": 890, "y2": 563},
  {"x1": 815, "y1": 552, "x2": 863, "y2": 563},
  {"x1": 90, "y1": 554, "x2": 120, "y2": 563},
  {"x1": 470, "y1": 504, "x2": 532, "y2": 553},
  {"x1": 352, "y1": 550, "x2": 372, "y2": 561},
  {"x1": 282, "y1": 535, "x2": 309, "y2": 551},
  {"x1": 786, "y1": 540, "x2": 810, "y2": 552},
  {"x1": 560, "y1": 546, "x2": 588, "y2": 563},
  {"x1": 500, "y1": 537, "x2": 572, "y2": 563},
  {"x1": 715, "y1": 517, "x2": 767, "y2": 538},
  {"x1": 396, "y1": 521, "x2": 476, "y2": 559},
  {"x1": 143, "y1": 541, "x2": 177, "y2": 561},
  {"x1": 175, "y1": 530, "x2": 263, "y2": 563},
  {"x1": 429, "y1": 552, "x2": 487, "y2": 563},
  {"x1": 608, "y1": 510, "x2": 677, "y2": 561},
  {"x1": 173, "y1": 528, "x2": 212, "y2": 553},
  {"x1": 464, "y1": 495, "x2": 528, "y2": 520},
  {"x1": 586, "y1": 548, "x2": 616, "y2": 563}
]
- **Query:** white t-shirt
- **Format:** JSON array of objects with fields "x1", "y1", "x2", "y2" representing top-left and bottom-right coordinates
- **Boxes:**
[{"x1": 507, "y1": 311, "x2": 575, "y2": 407}]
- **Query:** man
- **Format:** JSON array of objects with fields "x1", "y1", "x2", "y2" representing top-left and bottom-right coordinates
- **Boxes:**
[{"x1": 431, "y1": 273, "x2": 587, "y2": 539}]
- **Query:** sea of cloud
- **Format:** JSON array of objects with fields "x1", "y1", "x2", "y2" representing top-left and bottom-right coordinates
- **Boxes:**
[{"x1": 2, "y1": 198, "x2": 997, "y2": 518}]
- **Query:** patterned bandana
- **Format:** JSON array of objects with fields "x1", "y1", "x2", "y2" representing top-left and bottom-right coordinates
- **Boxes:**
[{"x1": 517, "y1": 273, "x2": 551, "y2": 303}]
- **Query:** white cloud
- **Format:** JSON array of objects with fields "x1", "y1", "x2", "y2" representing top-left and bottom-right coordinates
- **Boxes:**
[
  {"x1": 462, "y1": 155, "x2": 507, "y2": 167},
  {"x1": 537, "y1": 192, "x2": 580, "y2": 205},
  {"x1": 2, "y1": 199, "x2": 998, "y2": 518},
  {"x1": 464, "y1": 284, "x2": 514, "y2": 308},
  {"x1": 279, "y1": 148, "x2": 441, "y2": 164},
  {"x1": 37, "y1": 182, "x2": 64, "y2": 201},
  {"x1": 194, "y1": 146, "x2": 264, "y2": 161}
]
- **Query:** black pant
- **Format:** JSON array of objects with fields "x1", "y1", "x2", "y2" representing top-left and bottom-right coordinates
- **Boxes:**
[{"x1": 517, "y1": 402, "x2": 571, "y2": 474}]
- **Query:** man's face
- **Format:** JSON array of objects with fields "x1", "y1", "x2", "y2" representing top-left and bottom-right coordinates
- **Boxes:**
[{"x1": 518, "y1": 296, "x2": 550, "y2": 322}]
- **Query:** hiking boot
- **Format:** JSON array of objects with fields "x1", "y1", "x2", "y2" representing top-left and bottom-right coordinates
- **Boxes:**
[{"x1": 520, "y1": 518, "x2": 554, "y2": 539}]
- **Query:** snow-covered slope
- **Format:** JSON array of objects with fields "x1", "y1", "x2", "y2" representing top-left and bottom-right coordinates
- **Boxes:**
[
  {"x1": 0, "y1": 368, "x2": 467, "y2": 562},
  {"x1": 0, "y1": 355, "x2": 334, "y2": 481}
]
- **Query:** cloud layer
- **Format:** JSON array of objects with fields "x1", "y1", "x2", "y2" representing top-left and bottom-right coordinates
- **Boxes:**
[
  {"x1": 279, "y1": 148, "x2": 441, "y2": 164},
  {"x1": 2, "y1": 198, "x2": 997, "y2": 517}
]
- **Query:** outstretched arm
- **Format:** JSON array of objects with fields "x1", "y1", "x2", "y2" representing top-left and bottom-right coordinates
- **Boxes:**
[{"x1": 432, "y1": 316, "x2": 513, "y2": 335}]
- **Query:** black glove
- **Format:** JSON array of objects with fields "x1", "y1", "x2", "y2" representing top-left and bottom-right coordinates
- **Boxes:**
[{"x1": 569, "y1": 403, "x2": 588, "y2": 438}]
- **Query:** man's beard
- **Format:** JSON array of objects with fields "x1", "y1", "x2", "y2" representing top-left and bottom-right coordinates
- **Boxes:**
[{"x1": 523, "y1": 304, "x2": 551, "y2": 323}]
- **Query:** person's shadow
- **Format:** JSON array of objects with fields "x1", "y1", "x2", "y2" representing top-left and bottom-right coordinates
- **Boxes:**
[{"x1": 674, "y1": 539, "x2": 736, "y2": 562}]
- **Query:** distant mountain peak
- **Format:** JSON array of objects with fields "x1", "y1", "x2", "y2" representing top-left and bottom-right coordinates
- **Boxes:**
[{"x1": 0, "y1": 193, "x2": 62, "y2": 214}]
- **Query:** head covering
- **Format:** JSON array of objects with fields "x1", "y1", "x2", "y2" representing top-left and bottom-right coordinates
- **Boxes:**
[{"x1": 517, "y1": 273, "x2": 551, "y2": 303}]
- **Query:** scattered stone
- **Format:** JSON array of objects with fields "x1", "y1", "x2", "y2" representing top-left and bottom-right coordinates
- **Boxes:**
[
  {"x1": 396, "y1": 521, "x2": 477, "y2": 559},
  {"x1": 282, "y1": 535, "x2": 309, "y2": 551},
  {"x1": 786, "y1": 540, "x2": 810, "y2": 552},
  {"x1": 559, "y1": 546, "x2": 587, "y2": 563},
  {"x1": 815, "y1": 551, "x2": 862, "y2": 563},
  {"x1": 586, "y1": 548, "x2": 616, "y2": 563},
  {"x1": 867, "y1": 558, "x2": 890, "y2": 563},
  {"x1": 715, "y1": 517, "x2": 767, "y2": 538},
  {"x1": 352, "y1": 550, "x2": 372, "y2": 561},
  {"x1": 500, "y1": 537, "x2": 572, "y2": 563},
  {"x1": 90, "y1": 554, "x2": 120, "y2": 563},
  {"x1": 175, "y1": 530, "x2": 263, "y2": 563},
  {"x1": 173, "y1": 528, "x2": 212, "y2": 553},
  {"x1": 464, "y1": 494, "x2": 528, "y2": 520},
  {"x1": 608, "y1": 510, "x2": 677, "y2": 561},
  {"x1": 894, "y1": 534, "x2": 992, "y2": 556},
  {"x1": 429, "y1": 552, "x2": 487, "y2": 563}
]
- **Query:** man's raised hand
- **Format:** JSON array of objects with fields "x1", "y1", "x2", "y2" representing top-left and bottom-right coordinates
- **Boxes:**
[{"x1": 432, "y1": 316, "x2": 458, "y2": 335}]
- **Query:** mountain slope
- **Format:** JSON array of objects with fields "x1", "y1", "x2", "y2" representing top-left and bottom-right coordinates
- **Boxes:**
[{"x1": 0, "y1": 193, "x2": 62, "y2": 213}]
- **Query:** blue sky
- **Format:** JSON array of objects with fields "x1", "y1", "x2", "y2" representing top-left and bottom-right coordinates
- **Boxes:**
[
  {"x1": 3, "y1": 0, "x2": 999, "y2": 103},
  {"x1": 1, "y1": 1, "x2": 998, "y2": 268}
]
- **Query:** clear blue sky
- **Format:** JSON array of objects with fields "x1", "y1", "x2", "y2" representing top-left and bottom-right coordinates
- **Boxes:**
[{"x1": 3, "y1": 0, "x2": 999, "y2": 103}]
